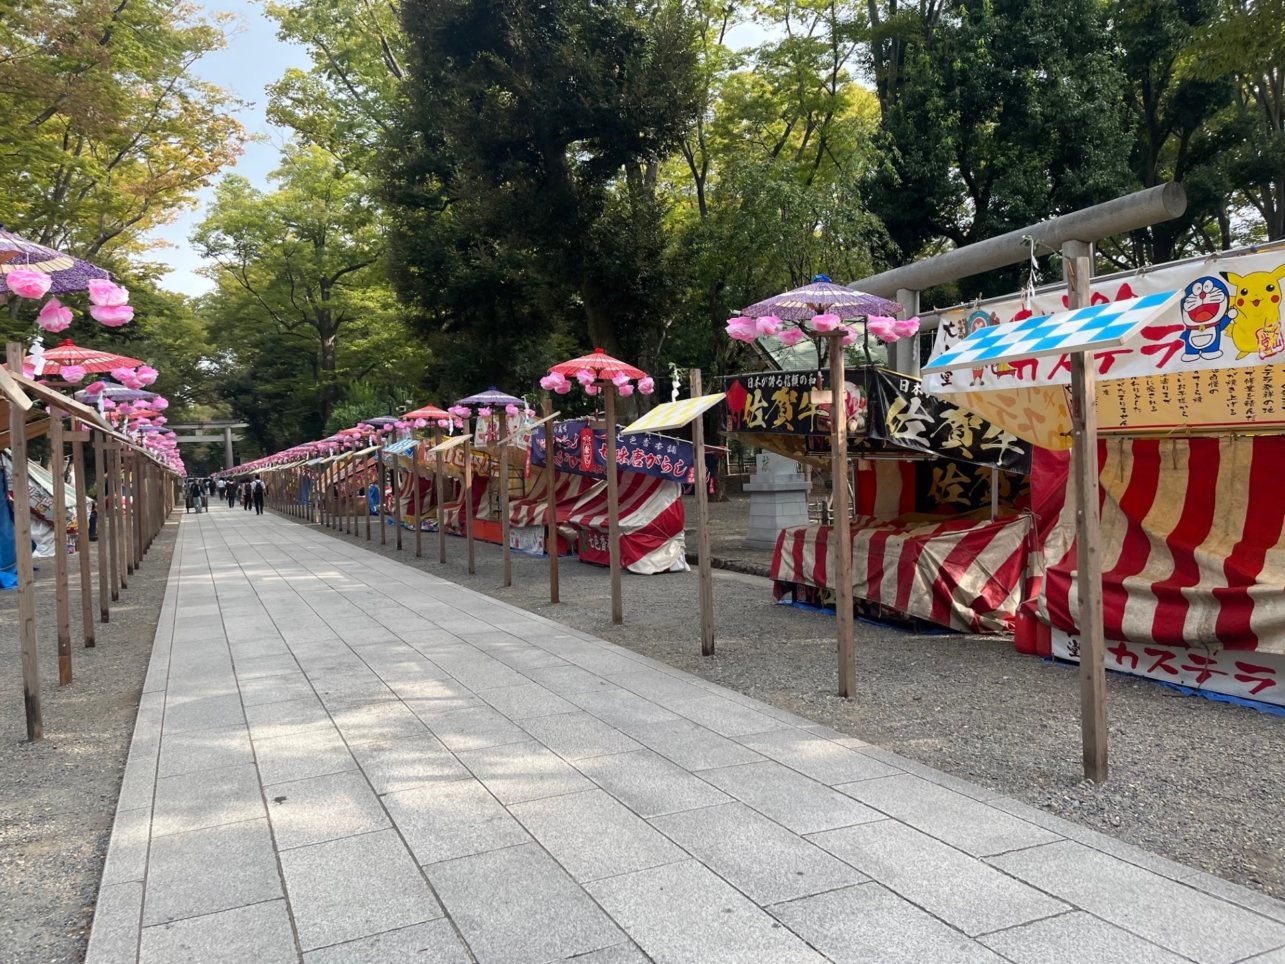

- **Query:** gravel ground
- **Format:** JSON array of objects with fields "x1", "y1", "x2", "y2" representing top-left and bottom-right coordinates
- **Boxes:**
[
  {"x1": 286, "y1": 504, "x2": 1284, "y2": 900},
  {"x1": 0, "y1": 516, "x2": 178, "y2": 964}
]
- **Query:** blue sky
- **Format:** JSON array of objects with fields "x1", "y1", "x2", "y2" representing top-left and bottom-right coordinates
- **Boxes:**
[
  {"x1": 150, "y1": 3, "x2": 770, "y2": 298},
  {"x1": 147, "y1": 1, "x2": 310, "y2": 297}
]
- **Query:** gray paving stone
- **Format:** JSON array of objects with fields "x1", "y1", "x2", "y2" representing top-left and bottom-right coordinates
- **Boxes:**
[
  {"x1": 586, "y1": 859, "x2": 827, "y2": 964},
  {"x1": 978, "y1": 910, "x2": 1193, "y2": 964},
  {"x1": 329, "y1": 699, "x2": 428, "y2": 745},
  {"x1": 162, "y1": 693, "x2": 245, "y2": 735},
  {"x1": 151, "y1": 763, "x2": 266, "y2": 837},
  {"x1": 84, "y1": 881, "x2": 142, "y2": 964},
  {"x1": 139, "y1": 899, "x2": 298, "y2": 964},
  {"x1": 475, "y1": 681, "x2": 577, "y2": 720},
  {"x1": 455, "y1": 740, "x2": 593, "y2": 804},
  {"x1": 279, "y1": 828, "x2": 441, "y2": 952},
  {"x1": 238, "y1": 671, "x2": 317, "y2": 707},
  {"x1": 626, "y1": 719, "x2": 765, "y2": 771},
  {"x1": 422, "y1": 704, "x2": 530, "y2": 752},
  {"x1": 990, "y1": 841, "x2": 1285, "y2": 963},
  {"x1": 313, "y1": 672, "x2": 399, "y2": 707},
  {"x1": 668, "y1": 695, "x2": 792, "y2": 737},
  {"x1": 157, "y1": 724, "x2": 254, "y2": 778},
  {"x1": 525, "y1": 664, "x2": 616, "y2": 696},
  {"x1": 856, "y1": 745, "x2": 1003, "y2": 802},
  {"x1": 1181, "y1": 871, "x2": 1285, "y2": 926},
  {"x1": 548, "y1": 945, "x2": 651, "y2": 963},
  {"x1": 651, "y1": 801, "x2": 865, "y2": 904},
  {"x1": 509, "y1": 788, "x2": 686, "y2": 883},
  {"x1": 517, "y1": 710, "x2": 643, "y2": 762},
  {"x1": 164, "y1": 672, "x2": 238, "y2": 704},
  {"x1": 700, "y1": 761, "x2": 885, "y2": 835},
  {"x1": 384, "y1": 777, "x2": 531, "y2": 864},
  {"x1": 428, "y1": 842, "x2": 624, "y2": 964},
  {"x1": 100, "y1": 806, "x2": 151, "y2": 886},
  {"x1": 564, "y1": 687, "x2": 681, "y2": 731},
  {"x1": 303, "y1": 919, "x2": 471, "y2": 963},
  {"x1": 837, "y1": 773, "x2": 1060, "y2": 857},
  {"x1": 350, "y1": 733, "x2": 469, "y2": 795},
  {"x1": 576, "y1": 749, "x2": 732, "y2": 818},
  {"x1": 231, "y1": 653, "x2": 300, "y2": 679},
  {"x1": 253, "y1": 725, "x2": 357, "y2": 786},
  {"x1": 1238, "y1": 950, "x2": 1285, "y2": 964},
  {"x1": 264, "y1": 769, "x2": 390, "y2": 850},
  {"x1": 809, "y1": 820, "x2": 1066, "y2": 936},
  {"x1": 770, "y1": 883, "x2": 1006, "y2": 963},
  {"x1": 606, "y1": 668, "x2": 711, "y2": 707},
  {"x1": 739, "y1": 728, "x2": 902, "y2": 786},
  {"x1": 143, "y1": 818, "x2": 283, "y2": 925}
]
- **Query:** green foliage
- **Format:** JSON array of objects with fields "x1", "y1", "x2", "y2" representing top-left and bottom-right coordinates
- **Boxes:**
[{"x1": 324, "y1": 380, "x2": 387, "y2": 435}]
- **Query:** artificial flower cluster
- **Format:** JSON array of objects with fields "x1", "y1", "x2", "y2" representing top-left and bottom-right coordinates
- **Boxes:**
[
  {"x1": 539, "y1": 370, "x2": 654, "y2": 397},
  {"x1": 725, "y1": 312, "x2": 920, "y2": 347},
  {"x1": 6, "y1": 271, "x2": 134, "y2": 331}
]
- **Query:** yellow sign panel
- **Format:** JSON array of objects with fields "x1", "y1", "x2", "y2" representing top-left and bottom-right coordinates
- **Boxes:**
[{"x1": 621, "y1": 394, "x2": 726, "y2": 434}]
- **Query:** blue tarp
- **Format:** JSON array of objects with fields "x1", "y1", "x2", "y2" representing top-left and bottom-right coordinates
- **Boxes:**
[{"x1": 0, "y1": 466, "x2": 17, "y2": 589}]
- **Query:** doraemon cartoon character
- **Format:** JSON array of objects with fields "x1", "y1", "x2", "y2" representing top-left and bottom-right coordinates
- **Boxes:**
[{"x1": 1179, "y1": 277, "x2": 1232, "y2": 361}]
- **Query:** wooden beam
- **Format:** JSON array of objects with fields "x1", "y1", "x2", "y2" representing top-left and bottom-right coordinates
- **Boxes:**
[
  {"x1": 828, "y1": 333, "x2": 856, "y2": 697},
  {"x1": 94, "y1": 431, "x2": 111, "y2": 619},
  {"x1": 544, "y1": 396, "x2": 559, "y2": 604},
  {"x1": 49, "y1": 409, "x2": 73, "y2": 685},
  {"x1": 500, "y1": 411, "x2": 512, "y2": 587},
  {"x1": 0, "y1": 415, "x2": 50, "y2": 447},
  {"x1": 465, "y1": 438, "x2": 475, "y2": 574},
  {"x1": 414, "y1": 440, "x2": 423, "y2": 557},
  {"x1": 436, "y1": 429, "x2": 447, "y2": 564},
  {"x1": 1065, "y1": 238, "x2": 1109, "y2": 784},
  {"x1": 691, "y1": 370, "x2": 715, "y2": 656},
  {"x1": 7, "y1": 344, "x2": 42, "y2": 740},
  {"x1": 604, "y1": 383, "x2": 624, "y2": 624},
  {"x1": 72, "y1": 436, "x2": 94, "y2": 647}
]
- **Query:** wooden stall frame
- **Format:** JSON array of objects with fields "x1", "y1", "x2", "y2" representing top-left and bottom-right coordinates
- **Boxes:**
[{"x1": 5, "y1": 343, "x2": 42, "y2": 740}]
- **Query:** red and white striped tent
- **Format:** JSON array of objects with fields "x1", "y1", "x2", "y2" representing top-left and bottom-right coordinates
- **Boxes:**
[
  {"x1": 440, "y1": 475, "x2": 488, "y2": 535},
  {"x1": 510, "y1": 469, "x2": 603, "y2": 528},
  {"x1": 563, "y1": 470, "x2": 688, "y2": 574}
]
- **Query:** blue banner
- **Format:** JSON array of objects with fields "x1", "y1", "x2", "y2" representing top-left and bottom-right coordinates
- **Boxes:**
[{"x1": 531, "y1": 421, "x2": 696, "y2": 485}]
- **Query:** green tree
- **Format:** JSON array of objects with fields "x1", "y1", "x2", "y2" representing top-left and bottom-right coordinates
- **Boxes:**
[{"x1": 193, "y1": 145, "x2": 414, "y2": 446}]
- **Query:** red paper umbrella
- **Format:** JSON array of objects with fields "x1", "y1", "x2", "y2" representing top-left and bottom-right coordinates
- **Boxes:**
[
  {"x1": 549, "y1": 348, "x2": 646, "y2": 380},
  {"x1": 404, "y1": 403, "x2": 451, "y2": 420},
  {"x1": 25, "y1": 338, "x2": 144, "y2": 375}
]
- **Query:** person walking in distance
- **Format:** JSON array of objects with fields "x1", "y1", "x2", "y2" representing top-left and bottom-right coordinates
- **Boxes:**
[
  {"x1": 242, "y1": 479, "x2": 252, "y2": 510},
  {"x1": 252, "y1": 474, "x2": 265, "y2": 515}
]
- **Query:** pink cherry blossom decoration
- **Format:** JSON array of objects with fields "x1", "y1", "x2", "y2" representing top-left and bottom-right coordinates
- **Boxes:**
[
  {"x1": 756, "y1": 315, "x2": 784, "y2": 338},
  {"x1": 612, "y1": 372, "x2": 631, "y2": 388},
  {"x1": 135, "y1": 365, "x2": 158, "y2": 385},
  {"x1": 88, "y1": 280, "x2": 129, "y2": 306},
  {"x1": 59, "y1": 364, "x2": 86, "y2": 384},
  {"x1": 892, "y1": 316, "x2": 921, "y2": 339},
  {"x1": 575, "y1": 369, "x2": 595, "y2": 388},
  {"x1": 92, "y1": 304, "x2": 134, "y2": 327},
  {"x1": 725, "y1": 316, "x2": 757, "y2": 342},
  {"x1": 437, "y1": 418, "x2": 451, "y2": 428},
  {"x1": 478, "y1": 406, "x2": 493, "y2": 417},
  {"x1": 865, "y1": 316, "x2": 897, "y2": 340},
  {"x1": 5, "y1": 269, "x2": 52, "y2": 299},
  {"x1": 617, "y1": 383, "x2": 634, "y2": 397},
  {"x1": 85, "y1": 380, "x2": 107, "y2": 394},
  {"x1": 101, "y1": 398, "x2": 116, "y2": 410},
  {"x1": 152, "y1": 397, "x2": 169, "y2": 410},
  {"x1": 841, "y1": 326, "x2": 860, "y2": 346},
  {"x1": 505, "y1": 404, "x2": 520, "y2": 416},
  {"x1": 778, "y1": 326, "x2": 808, "y2": 347},
  {"x1": 585, "y1": 384, "x2": 600, "y2": 396},
  {"x1": 413, "y1": 418, "x2": 426, "y2": 428},
  {"x1": 110, "y1": 366, "x2": 136, "y2": 382},
  {"x1": 810, "y1": 313, "x2": 841, "y2": 333},
  {"x1": 36, "y1": 297, "x2": 73, "y2": 332},
  {"x1": 554, "y1": 380, "x2": 572, "y2": 395},
  {"x1": 637, "y1": 376, "x2": 655, "y2": 396},
  {"x1": 448, "y1": 405, "x2": 471, "y2": 418}
]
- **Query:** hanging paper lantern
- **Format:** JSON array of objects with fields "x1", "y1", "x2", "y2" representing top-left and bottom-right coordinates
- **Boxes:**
[
  {"x1": 36, "y1": 297, "x2": 73, "y2": 333},
  {"x1": 6, "y1": 269, "x2": 53, "y2": 299}
]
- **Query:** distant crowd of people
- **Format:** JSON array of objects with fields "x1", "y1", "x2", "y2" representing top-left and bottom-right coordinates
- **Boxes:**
[{"x1": 185, "y1": 475, "x2": 265, "y2": 515}]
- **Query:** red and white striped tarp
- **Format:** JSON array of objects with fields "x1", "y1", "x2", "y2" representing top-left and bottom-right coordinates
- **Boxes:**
[
  {"x1": 1037, "y1": 436, "x2": 1285, "y2": 655},
  {"x1": 509, "y1": 469, "x2": 602, "y2": 528},
  {"x1": 396, "y1": 469, "x2": 436, "y2": 524},
  {"x1": 771, "y1": 514, "x2": 1032, "y2": 634},
  {"x1": 563, "y1": 471, "x2": 687, "y2": 573},
  {"x1": 439, "y1": 475, "x2": 489, "y2": 535}
]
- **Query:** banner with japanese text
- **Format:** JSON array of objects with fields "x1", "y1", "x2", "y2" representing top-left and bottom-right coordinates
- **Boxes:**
[{"x1": 531, "y1": 421, "x2": 696, "y2": 485}]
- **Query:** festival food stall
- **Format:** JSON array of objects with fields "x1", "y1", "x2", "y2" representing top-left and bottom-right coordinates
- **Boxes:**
[{"x1": 924, "y1": 243, "x2": 1285, "y2": 711}]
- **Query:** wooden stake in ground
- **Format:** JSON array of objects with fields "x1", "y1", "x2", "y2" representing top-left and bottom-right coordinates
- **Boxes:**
[
  {"x1": 94, "y1": 431, "x2": 111, "y2": 619},
  {"x1": 49, "y1": 408, "x2": 73, "y2": 685},
  {"x1": 393, "y1": 450, "x2": 404, "y2": 550},
  {"x1": 109, "y1": 444, "x2": 123, "y2": 593},
  {"x1": 414, "y1": 439, "x2": 423, "y2": 558},
  {"x1": 364, "y1": 450, "x2": 372, "y2": 541},
  {"x1": 71, "y1": 429, "x2": 94, "y2": 647},
  {"x1": 464, "y1": 437, "x2": 476, "y2": 575},
  {"x1": 436, "y1": 428, "x2": 447, "y2": 564},
  {"x1": 543, "y1": 395, "x2": 559, "y2": 604},
  {"x1": 1064, "y1": 238, "x2": 1109, "y2": 784},
  {"x1": 603, "y1": 382, "x2": 624, "y2": 624},
  {"x1": 6, "y1": 343, "x2": 42, "y2": 740},
  {"x1": 499, "y1": 411, "x2": 512, "y2": 587},
  {"x1": 379, "y1": 454, "x2": 387, "y2": 545},
  {"x1": 826, "y1": 332, "x2": 856, "y2": 697},
  {"x1": 690, "y1": 370, "x2": 715, "y2": 656}
]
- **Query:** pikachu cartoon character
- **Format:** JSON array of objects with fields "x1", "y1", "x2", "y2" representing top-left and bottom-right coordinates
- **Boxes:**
[{"x1": 1222, "y1": 264, "x2": 1285, "y2": 360}]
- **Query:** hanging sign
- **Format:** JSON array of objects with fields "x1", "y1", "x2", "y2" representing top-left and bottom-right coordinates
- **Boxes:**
[{"x1": 532, "y1": 421, "x2": 696, "y2": 484}]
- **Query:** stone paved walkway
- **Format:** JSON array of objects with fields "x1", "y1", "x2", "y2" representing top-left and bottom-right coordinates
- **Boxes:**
[{"x1": 86, "y1": 510, "x2": 1285, "y2": 964}]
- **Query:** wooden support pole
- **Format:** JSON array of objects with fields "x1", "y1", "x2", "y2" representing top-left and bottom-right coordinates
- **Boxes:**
[
  {"x1": 499, "y1": 412, "x2": 512, "y2": 587},
  {"x1": 465, "y1": 437, "x2": 475, "y2": 575},
  {"x1": 1064, "y1": 238, "x2": 1109, "y2": 784},
  {"x1": 49, "y1": 409, "x2": 73, "y2": 685},
  {"x1": 7, "y1": 343, "x2": 42, "y2": 740},
  {"x1": 414, "y1": 440, "x2": 423, "y2": 557},
  {"x1": 379, "y1": 455, "x2": 387, "y2": 545},
  {"x1": 394, "y1": 453, "x2": 404, "y2": 550},
  {"x1": 364, "y1": 451, "x2": 372, "y2": 541},
  {"x1": 828, "y1": 333, "x2": 856, "y2": 697},
  {"x1": 94, "y1": 432, "x2": 111, "y2": 619},
  {"x1": 109, "y1": 446, "x2": 122, "y2": 593},
  {"x1": 603, "y1": 383, "x2": 624, "y2": 624},
  {"x1": 71, "y1": 433, "x2": 94, "y2": 647},
  {"x1": 990, "y1": 466, "x2": 999, "y2": 522},
  {"x1": 543, "y1": 396, "x2": 559, "y2": 603},
  {"x1": 690, "y1": 370, "x2": 715, "y2": 656},
  {"x1": 436, "y1": 429, "x2": 447, "y2": 564},
  {"x1": 133, "y1": 453, "x2": 143, "y2": 568},
  {"x1": 120, "y1": 447, "x2": 131, "y2": 581}
]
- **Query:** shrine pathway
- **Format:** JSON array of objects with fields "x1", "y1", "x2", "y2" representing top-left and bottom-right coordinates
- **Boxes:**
[{"x1": 86, "y1": 509, "x2": 1285, "y2": 964}]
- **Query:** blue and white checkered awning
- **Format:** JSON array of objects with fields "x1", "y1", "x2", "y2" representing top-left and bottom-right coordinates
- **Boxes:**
[
  {"x1": 922, "y1": 291, "x2": 1181, "y2": 374},
  {"x1": 382, "y1": 438, "x2": 419, "y2": 456}
]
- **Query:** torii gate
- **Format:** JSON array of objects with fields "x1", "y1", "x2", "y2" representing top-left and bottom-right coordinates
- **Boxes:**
[{"x1": 169, "y1": 420, "x2": 248, "y2": 470}]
